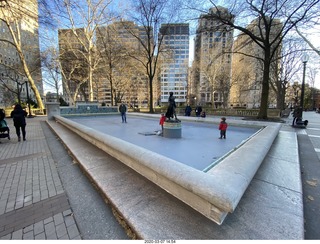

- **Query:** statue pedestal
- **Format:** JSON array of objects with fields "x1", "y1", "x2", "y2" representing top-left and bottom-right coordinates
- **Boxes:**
[{"x1": 163, "y1": 121, "x2": 182, "y2": 138}]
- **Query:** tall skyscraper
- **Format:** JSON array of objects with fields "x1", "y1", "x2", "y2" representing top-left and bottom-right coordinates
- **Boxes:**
[
  {"x1": 193, "y1": 7, "x2": 234, "y2": 107},
  {"x1": 159, "y1": 23, "x2": 189, "y2": 104}
]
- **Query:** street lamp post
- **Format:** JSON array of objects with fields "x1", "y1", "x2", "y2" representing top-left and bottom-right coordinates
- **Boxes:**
[{"x1": 300, "y1": 53, "x2": 309, "y2": 118}]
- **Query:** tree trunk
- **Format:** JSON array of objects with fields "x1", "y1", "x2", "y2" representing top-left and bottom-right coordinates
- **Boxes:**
[
  {"x1": 277, "y1": 85, "x2": 286, "y2": 111},
  {"x1": 22, "y1": 62, "x2": 44, "y2": 110},
  {"x1": 258, "y1": 52, "x2": 271, "y2": 119},
  {"x1": 108, "y1": 61, "x2": 114, "y2": 106},
  {"x1": 13, "y1": 31, "x2": 44, "y2": 109},
  {"x1": 88, "y1": 46, "x2": 94, "y2": 101},
  {"x1": 149, "y1": 76, "x2": 154, "y2": 113}
]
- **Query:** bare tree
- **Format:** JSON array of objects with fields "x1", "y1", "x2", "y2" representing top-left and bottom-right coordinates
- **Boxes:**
[
  {"x1": 124, "y1": 0, "x2": 182, "y2": 113},
  {"x1": 96, "y1": 23, "x2": 141, "y2": 106},
  {"x1": 61, "y1": 0, "x2": 115, "y2": 102},
  {"x1": 270, "y1": 39, "x2": 302, "y2": 110},
  {"x1": 0, "y1": 0, "x2": 44, "y2": 109},
  {"x1": 295, "y1": 27, "x2": 320, "y2": 56},
  {"x1": 306, "y1": 66, "x2": 318, "y2": 109},
  {"x1": 188, "y1": 0, "x2": 320, "y2": 119},
  {"x1": 41, "y1": 47, "x2": 61, "y2": 101},
  {"x1": 230, "y1": 52, "x2": 257, "y2": 107},
  {"x1": 200, "y1": 51, "x2": 232, "y2": 108},
  {"x1": 0, "y1": 64, "x2": 25, "y2": 105},
  {"x1": 58, "y1": 28, "x2": 91, "y2": 104}
]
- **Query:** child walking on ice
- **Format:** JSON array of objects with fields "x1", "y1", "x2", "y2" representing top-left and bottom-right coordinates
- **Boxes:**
[
  {"x1": 219, "y1": 117, "x2": 228, "y2": 139},
  {"x1": 158, "y1": 113, "x2": 166, "y2": 135}
]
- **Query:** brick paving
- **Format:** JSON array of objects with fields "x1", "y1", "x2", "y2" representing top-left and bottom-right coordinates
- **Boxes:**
[{"x1": 0, "y1": 116, "x2": 81, "y2": 240}]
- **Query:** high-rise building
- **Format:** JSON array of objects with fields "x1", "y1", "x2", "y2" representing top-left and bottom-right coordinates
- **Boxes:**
[
  {"x1": 159, "y1": 23, "x2": 189, "y2": 105},
  {"x1": 0, "y1": 0, "x2": 43, "y2": 108},
  {"x1": 229, "y1": 18, "x2": 282, "y2": 109},
  {"x1": 193, "y1": 7, "x2": 234, "y2": 107},
  {"x1": 96, "y1": 21, "x2": 150, "y2": 107}
]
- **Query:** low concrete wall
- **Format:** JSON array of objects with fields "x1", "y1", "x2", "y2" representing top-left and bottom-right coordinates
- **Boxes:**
[
  {"x1": 45, "y1": 102, "x2": 60, "y2": 120},
  {"x1": 53, "y1": 114, "x2": 281, "y2": 225},
  {"x1": 60, "y1": 103, "x2": 118, "y2": 116},
  {"x1": 146, "y1": 107, "x2": 281, "y2": 118}
]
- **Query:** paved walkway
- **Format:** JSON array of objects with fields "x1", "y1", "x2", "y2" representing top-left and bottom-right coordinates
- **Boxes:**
[
  {"x1": 291, "y1": 111, "x2": 320, "y2": 239},
  {"x1": 0, "y1": 111, "x2": 319, "y2": 239},
  {"x1": 0, "y1": 117, "x2": 81, "y2": 240}
]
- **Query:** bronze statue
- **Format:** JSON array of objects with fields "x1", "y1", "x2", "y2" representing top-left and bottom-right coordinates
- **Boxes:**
[{"x1": 165, "y1": 92, "x2": 179, "y2": 121}]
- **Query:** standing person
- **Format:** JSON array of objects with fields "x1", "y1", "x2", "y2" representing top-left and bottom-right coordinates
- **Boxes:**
[
  {"x1": 195, "y1": 105, "x2": 202, "y2": 117},
  {"x1": 159, "y1": 113, "x2": 166, "y2": 135},
  {"x1": 10, "y1": 104, "x2": 27, "y2": 141},
  {"x1": 185, "y1": 104, "x2": 192, "y2": 116},
  {"x1": 119, "y1": 103, "x2": 127, "y2": 123},
  {"x1": 218, "y1": 117, "x2": 228, "y2": 139}
]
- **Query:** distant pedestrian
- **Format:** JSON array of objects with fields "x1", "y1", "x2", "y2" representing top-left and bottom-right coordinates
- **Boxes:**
[
  {"x1": 195, "y1": 105, "x2": 202, "y2": 117},
  {"x1": 185, "y1": 104, "x2": 192, "y2": 116},
  {"x1": 218, "y1": 117, "x2": 228, "y2": 139},
  {"x1": 10, "y1": 104, "x2": 27, "y2": 141},
  {"x1": 119, "y1": 103, "x2": 127, "y2": 123}
]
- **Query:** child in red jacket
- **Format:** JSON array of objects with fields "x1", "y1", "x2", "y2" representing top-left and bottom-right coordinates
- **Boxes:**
[
  {"x1": 159, "y1": 113, "x2": 166, "y2": 134},
  {"x1": 219, "y1": 117, "x2": 228, "y2": 139}
]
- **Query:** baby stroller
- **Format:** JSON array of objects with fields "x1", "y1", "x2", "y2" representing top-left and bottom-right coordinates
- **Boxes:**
[{"x1": 0, "y1": 109, "x2": 10, "y2": 141}]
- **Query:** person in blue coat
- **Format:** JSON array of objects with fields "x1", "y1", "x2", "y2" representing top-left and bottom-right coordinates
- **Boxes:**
[
  {"x1": 119, "y1": 103, "x2": 127, "y2": 123},
  {"x1": 185, "y1": 104, "x2": 192, "y2": 116}
]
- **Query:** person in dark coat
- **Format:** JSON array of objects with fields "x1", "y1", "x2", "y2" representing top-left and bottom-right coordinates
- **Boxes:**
[
  {"x1": 195, "y1": 105, "x2": 202, "y2": 117},
  {"x1": 119, "y1": 103, "x2": 127, "y2": 123},
  {"x1": 10, "y1": 104, "x2": 27, "y2": 141},
  {"x1": 185, "y1": 104, "x2": 192, "y2": 116}
]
